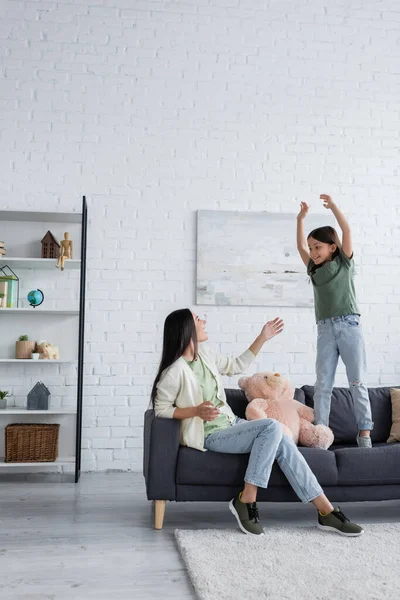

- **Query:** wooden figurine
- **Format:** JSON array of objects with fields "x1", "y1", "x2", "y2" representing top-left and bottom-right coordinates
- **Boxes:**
[
  {"x1": 56, "y1": 232, "x2": 73, "y2": 271},
  {"x1": 41, "y1": 231, "x2": 60, "y2": 259}
]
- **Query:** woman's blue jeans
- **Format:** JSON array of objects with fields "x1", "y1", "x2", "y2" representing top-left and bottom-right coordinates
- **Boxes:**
[
  {"x1": 204, "y1": 418, "x2": 323, "y2": 503},
  {"x1": 314, "y1": 315, "x2": 373, "y2": 431}
]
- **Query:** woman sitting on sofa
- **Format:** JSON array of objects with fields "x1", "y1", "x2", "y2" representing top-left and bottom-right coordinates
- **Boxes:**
[{"x1": 152, "y1": 308, "x2": 364, "y2": 537}]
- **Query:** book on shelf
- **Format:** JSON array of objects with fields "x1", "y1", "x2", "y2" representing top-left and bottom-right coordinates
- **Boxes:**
[
  {"x1": 0, "y1": 280, "x2": 8, "y2": 308},
  {"x1": 0, "y1": 275, "x2": 17, "y2": 307}
]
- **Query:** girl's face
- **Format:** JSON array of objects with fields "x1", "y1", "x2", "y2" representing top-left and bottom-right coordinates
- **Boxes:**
[
  {"x1": 308, "y1": 236, "x2": 337, "y2": 265},
  {"x1": 192, "y1": 312, "x2": 208, "y2": 343}
]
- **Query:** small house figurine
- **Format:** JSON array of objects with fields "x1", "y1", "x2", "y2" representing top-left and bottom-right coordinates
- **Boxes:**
[
  {"x1": 41, "y1": 231, "x2": 60, "y2": 259},
  {"x1": 27, "y1": 382, "x2": 51, "y2": 410}
]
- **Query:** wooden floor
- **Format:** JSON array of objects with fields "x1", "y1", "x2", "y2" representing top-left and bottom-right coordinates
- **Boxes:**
[{"x1": 0, "y1": 473, "x2": 399, "y2": 600}]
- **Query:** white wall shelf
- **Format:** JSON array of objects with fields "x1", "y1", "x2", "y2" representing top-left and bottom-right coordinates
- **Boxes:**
[
  {"x1": 0, "y1": 359, "x2": 76, "y2": 363},
  {"x1": 0, "y1": 308, "x2": 79, "y2": 315},
  {"x1": 0, "y1": 257, "x2": 81, "y2": 270},
  {"x1": 0, "y1": 211, "x2": 82, "y2": 224},
  {"x1": 0, "y1": 458, "x2": 74, "y2": 468},
  {"x1": 0, "y1": 409, "x2": 77, "y2": 414}
]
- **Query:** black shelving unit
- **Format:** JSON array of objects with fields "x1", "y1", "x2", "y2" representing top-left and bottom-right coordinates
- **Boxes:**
[
  {"x1": 0, "y1": 196, "x2": 88, "y2": 482},
  {"x1": 75, "y1": 196, "x2": 87, "y2": 482}
]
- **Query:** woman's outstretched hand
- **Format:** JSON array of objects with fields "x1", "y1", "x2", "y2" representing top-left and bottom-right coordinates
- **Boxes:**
[
  {"x1": 196, "y1": 401, "x2": 220, "y2": 421},
  {"x1": 297, "y1": 201, "x2": 309, "y2": 220},
  {"x1": 259, "y1": 318, "x2": 284, "y2": 342}
]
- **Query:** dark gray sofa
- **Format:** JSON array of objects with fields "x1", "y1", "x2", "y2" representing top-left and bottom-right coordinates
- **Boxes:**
[{"x1": 143, "y1": 385, "x2": 400, "y2": 529}]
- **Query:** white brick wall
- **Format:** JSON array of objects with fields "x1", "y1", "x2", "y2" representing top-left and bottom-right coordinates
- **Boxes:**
[{"x1": 1, "y1": 0, "x2": 400, "y2": 471}]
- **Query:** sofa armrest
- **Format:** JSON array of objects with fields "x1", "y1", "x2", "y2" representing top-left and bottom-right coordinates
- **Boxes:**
[{"x1": 143, "y1": 409, "x2": 180, "y2": 501}]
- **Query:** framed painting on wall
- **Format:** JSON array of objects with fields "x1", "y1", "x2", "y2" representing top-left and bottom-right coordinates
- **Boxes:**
[{"x1": 196, "y1": 210, "x2": 335, "y2": 307}]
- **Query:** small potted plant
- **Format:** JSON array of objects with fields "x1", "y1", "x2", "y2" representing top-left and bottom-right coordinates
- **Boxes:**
[
  {"x1": 0, "y1": 391, "x2": 10, "y2": 409},
  {"x1": 15, "y1": 335, "x2": 36, "y2": 359}
]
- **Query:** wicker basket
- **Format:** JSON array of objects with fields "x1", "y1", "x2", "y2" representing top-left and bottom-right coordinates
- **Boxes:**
[{"x1": 5, "y1": 423, "x2": 60, "y2": 462}]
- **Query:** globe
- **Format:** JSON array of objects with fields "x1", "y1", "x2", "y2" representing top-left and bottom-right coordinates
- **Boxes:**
[{"x1": 27, "y1": 289, "x2": 44, "y2": 308}]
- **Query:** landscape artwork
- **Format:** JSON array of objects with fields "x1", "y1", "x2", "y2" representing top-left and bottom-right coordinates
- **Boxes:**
[{"x1": 196, "y1": 210, "x2": 335, "y2": 307}]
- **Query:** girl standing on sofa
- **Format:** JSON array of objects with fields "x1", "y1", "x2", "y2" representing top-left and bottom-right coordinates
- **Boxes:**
[
  {"x1": 296, "y1": 194, "x2": 373, "y2": 448},
  {"x1": 152, "y1": 308, "x2": 364, "y2": 536}
]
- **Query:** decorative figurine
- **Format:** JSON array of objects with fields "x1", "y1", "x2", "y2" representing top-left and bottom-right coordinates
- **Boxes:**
[
  {"x1": 27, "y1": 289, "x2": 44, "y2": 308},
  {"x1": 56, "y1": 232, "x2": 73, "y2": 271},
  {"x1": 41, "y1": 231, "x2": 60, "y2": 259},
  {"x1": 36, "y1": 341, "x2": 60, "y2": 360},
  {"x1": 27, "y1": 382, "x2": 51, "y2": 410}
]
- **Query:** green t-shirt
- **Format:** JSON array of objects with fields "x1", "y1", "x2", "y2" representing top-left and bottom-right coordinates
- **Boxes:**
[
  {"x1": 308, "y1": 253, "x2": 360, "y2": 322},
  {"x1": 185, "y1": 355, "x2": 233, "y2": 437}
]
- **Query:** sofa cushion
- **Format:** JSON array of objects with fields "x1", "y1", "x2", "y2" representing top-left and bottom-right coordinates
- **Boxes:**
[
  {"x1": 225, "y1": 387, "x2": 306, "y2": 419},
  {"x1": 334, "y1": 444, "x2": 400, "y2": 486},
  {"x1": 302, "y1": 385, "x2": 396, "y2": 443},
  {"x1": 387, "y1": 388, "x2": 400, "y2": 444},
  {"x1": 176, "y1": 445, "x2": 338, "y2": 487},
  {"x1": 225, "y1": 389, "x2": 248, "y2": 419}
]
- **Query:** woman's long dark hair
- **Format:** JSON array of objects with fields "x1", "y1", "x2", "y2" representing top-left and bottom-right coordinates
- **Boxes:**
[
  {"x1": 151, "y1": 308, "x2": 198, "y2": 407},
  {"x1": 307, "y1": 226, "x2": 342, "y2": 274}
]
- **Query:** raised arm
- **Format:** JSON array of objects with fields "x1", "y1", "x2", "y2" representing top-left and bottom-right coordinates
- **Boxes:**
[
  {"x1": 214, "y1": 318, "x2": 284, "y2": 376},
  {"x1": 296, "y1": 202, "x2": 310, "y2": 266},
  {"x1": 321, "y1": 194, "x2": 353, "y2": 259}
]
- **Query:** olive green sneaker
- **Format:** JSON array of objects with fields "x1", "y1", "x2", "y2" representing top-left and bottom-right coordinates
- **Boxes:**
[
  {"x1": 317, "y1": 507, "x2": 364, "y2": 537},
  {"x1": 229, "y1": 493, "x2": 264, "y2": 536}
]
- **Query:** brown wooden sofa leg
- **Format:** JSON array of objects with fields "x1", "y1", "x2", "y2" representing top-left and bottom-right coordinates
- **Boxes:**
[{"x1": 154, "y1": 500, "x2": 166, "y2": 530}]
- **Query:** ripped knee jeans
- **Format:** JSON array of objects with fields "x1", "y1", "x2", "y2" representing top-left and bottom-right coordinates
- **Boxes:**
[{"x1": 313, "y1": 315, "x2": 373, "y2": 431}]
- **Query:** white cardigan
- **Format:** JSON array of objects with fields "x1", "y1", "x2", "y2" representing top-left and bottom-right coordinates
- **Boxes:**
[{"x1": 154, "y1": 344, "x2": 255, "y2": 451}]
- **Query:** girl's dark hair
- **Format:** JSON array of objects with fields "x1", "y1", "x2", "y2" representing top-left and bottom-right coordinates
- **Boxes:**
[
  {"x1": 151, "y1": 308, "x2": 198, "y2": 407},
  {"x1": 307, "y1": 226, "x2": 342, "y2": 274}
]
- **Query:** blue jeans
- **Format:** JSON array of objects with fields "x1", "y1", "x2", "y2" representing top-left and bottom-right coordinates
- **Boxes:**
[
  {"x1": 314, "y1": 315, "x2": 373, "y2": 431},
  {"x1": 204, "y1": 418, "x2": 323, "y2": 503}
]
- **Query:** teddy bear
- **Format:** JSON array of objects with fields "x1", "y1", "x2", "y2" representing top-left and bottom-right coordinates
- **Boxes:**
[
  {"x1": 239, "y1": 371, "x2": 334, "y2": 450},
  {"x1": 36, "y1": 341, "x2": 60, "y2": 360}
]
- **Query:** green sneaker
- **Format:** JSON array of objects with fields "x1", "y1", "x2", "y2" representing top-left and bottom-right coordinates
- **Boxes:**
[
  {"x1": 317, "y1": 507, "x2": 364, "y2": 537},
  {"x1": 229, "y1": 494, "x2": 264, "y2": 536}
]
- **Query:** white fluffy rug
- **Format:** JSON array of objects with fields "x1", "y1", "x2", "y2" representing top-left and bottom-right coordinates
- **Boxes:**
[{"x1": 175, "y1": 524, "x2": 400, "y2": 600}]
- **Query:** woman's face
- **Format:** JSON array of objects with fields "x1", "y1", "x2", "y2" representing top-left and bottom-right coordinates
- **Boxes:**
[{"x1": 192, "y1": 312, "x2": 208, "y2": 343}]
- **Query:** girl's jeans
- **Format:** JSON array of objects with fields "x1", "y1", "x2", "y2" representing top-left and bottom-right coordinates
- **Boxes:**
[
  {"x1": 314, "y1": 315, "x2": 373, "y2": 431},
  {"x1": 204, "y1": 417, "x2": 323, "y2": 503}
]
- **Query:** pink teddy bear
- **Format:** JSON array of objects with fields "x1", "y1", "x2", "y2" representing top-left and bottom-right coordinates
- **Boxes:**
[{"x1": 239, "y1": 371, "x2": 334, "y2": 450}]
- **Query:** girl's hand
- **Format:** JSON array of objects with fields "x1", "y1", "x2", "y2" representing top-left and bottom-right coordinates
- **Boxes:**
[
  {"x1": 259, "y1": 318, "x2": 284, "y2": 343},
  {"x1": 196, "y1": 401, "x2": 220, "y2": 421},
  {"x1": 297, "y1": 202, "x2": 309, "y2": 220},
  {"x1": 320, "y1": 194, "x2": 335, "y2": 210}
]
